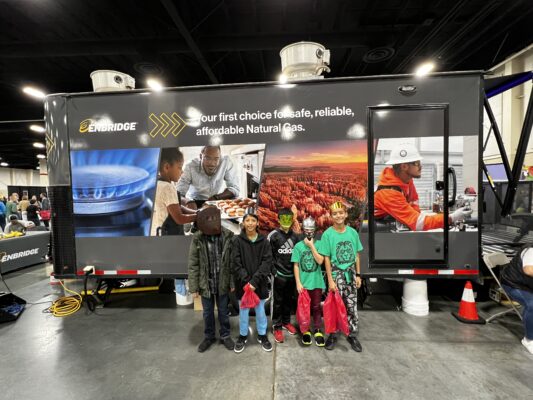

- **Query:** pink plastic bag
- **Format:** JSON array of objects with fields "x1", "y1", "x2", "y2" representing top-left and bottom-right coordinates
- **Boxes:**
[
  {"x1": 296, "y1": 289, "x2": 311, "y2": 333},
  {"x1": 240, "y1": 283, "x2": 260, "y2": 309},
  {"x1": 333, "y1": 292, "x2": 350, "y2": 336}
]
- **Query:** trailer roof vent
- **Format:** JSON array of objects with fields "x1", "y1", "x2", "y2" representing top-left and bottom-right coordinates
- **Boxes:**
[
  {"x1": 280, "y1": 42, "x2": 330, "y2": 82},
  {"x1": 90, "y1": 70, "x2": 135, "y2": 92}
]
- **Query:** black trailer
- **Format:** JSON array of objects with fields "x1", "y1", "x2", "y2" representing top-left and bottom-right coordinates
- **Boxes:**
[{"x1": 45, "y1": 72, "x2": 484, "y2": 280}]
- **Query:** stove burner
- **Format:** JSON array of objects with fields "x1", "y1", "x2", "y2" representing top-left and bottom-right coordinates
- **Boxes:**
[{"x1": 72, "y1": 165, "x2": 152, "y2": 215}]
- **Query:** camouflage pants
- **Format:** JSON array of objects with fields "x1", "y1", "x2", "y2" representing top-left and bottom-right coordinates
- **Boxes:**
[{"x1": 333, "y1": 265, "x2": 358, "y2": 336}]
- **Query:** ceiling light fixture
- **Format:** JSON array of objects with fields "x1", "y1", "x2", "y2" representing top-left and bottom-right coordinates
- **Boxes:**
[
  {"x1": 0, "y1": 162, "x2": 8, "y2": 167},
  {"x1": 278, "y1": 74, "x2": 288, "y2": 84},
  {"x1": 33, "y1": 142, "x2": 45, "y2": 148},
  {"x1": 22, "y1": 86, "x2": 46, "y2": 99},
  {"x1": 37, "y1": 154, "x2": 46, "y2": 159},
  {"x1": 415, "y1": 62, "x2": 435, "y2": 76},
  {"x1": 146, "y1": 78, "x2": 164, "y2": 92},
  {"x1": 30, "y1": 125, "x2": 46, "y2": 133}
]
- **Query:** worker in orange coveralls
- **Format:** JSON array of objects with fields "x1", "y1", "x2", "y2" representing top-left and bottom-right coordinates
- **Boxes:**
[{"x1": 374, "y1": 143, "x2": 472, "y2": 231}]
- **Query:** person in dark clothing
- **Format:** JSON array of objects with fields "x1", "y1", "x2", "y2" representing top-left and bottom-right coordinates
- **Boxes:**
[
  {"x1": 188, "y1": 207, "x2": 235, "y2": 353},
  {"x1": 268, "y1": 207, "x2": 302, "y2": 343},
  {"x1": 501, "y1": 244, "x2": 533, "y2": 354},
  {"x1": 40, "y1": 193, "x2": 51, "y2": 228},
  {"x1": 26, "y1": 199, "x2": 40, "y2": 227},
  {"x1": 232, "y1": 207, "x2": 273, "y2": 353}
]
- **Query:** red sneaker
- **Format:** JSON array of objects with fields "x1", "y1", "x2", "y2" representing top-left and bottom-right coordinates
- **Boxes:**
[
  {"x1": 273, "y1": 329, "x2": 284, "y2": 343},
  {"x1": 282, "y1": 323, "x2": 297, "y2": 335}
]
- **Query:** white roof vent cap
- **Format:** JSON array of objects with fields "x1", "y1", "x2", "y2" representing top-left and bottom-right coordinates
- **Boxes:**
[{"x1": 280, "y1": 42, "x2": 330, "y2": 82}]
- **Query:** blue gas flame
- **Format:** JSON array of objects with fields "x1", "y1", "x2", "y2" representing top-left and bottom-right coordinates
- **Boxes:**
[{"x1": 71, "y1": 148, "x2": 159, "y2": 201}]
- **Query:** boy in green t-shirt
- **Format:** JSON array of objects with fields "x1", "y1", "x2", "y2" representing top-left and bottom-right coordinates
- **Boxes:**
[
  {"x1": 291, "y1": 217, "x2": 326, "y2": 347},
  {"x1": 319, "y1": 201, "x2": 363, "y2": 352}
]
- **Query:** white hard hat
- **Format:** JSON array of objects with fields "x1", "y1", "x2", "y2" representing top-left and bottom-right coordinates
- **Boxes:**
[{"x1": 386, "y1": 143, "x2": 423, "y2": 165}]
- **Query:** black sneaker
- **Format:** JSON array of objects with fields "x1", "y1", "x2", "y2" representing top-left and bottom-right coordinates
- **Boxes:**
[
  {"x1": 234, "y1": 335, "x2": 247, "y2": 353},
  {"x1": 198, "y1": 338, "x2": 217, "y2": 353},
  {"x1": 314, "y1": 330, "x2": 325, "y2": 347},
  {"x1": 347, "y1": 336, "x2": 362, "y2": 352},
  {"x1": 302, "y1": 331, "x2": 312, "y2": 346},
  {"x1": 257, "y1": 335, "x2": 273, "y2": 352},
  {"x1": 221, "y1": 336, "x2": 235, "y2": 351},
  {"x1": 325, "y1": 334, "x2": 337, "y2": 351}
]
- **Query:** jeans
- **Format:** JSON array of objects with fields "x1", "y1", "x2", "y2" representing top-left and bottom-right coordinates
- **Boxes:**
[
  {"x1": 502, "y1": 284, "x2": 532, "y2": 340},
  {"x1": 201, "y1": 294, "x2": 230, "y2": 340},
  {"x1": 273, "y1": 275, "x2": 295, "y2": 328},
  {"x1": 239, "y1": 299, "x2": 267, "y2": 336}
]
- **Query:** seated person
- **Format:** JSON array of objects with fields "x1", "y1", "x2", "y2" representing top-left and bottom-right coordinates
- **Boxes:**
[
  {"x1": 4, "y1": 215, "x2": 26, "y2": 234},
  {"x1": 374, "y1": 143, "x2": 471, "y2": 231},
  {"x1": 501, "y1": 245, "x2": 533, "y2": 354},
  {"x1": 177, "y1": 146, "x2": 239, "y2": 208}
]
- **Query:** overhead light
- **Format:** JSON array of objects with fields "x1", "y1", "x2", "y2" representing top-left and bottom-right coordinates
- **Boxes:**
[
  {"x1": 36, "y1": 166, "x2": 40, "y2": 170},
  {"x1": 22, "y1": 86, "x2": 46, "y2": 99},
  {"x1": 33, "y1": 142, "x2": 45, "y2": 148},
  {"x1": 146, "y1": 78, "x2": 164, "y2": 92},
  {"x1": 0, "y1": 162, "x2": 8, "y2": 167},
  {"x1": 37, "y1": 154, "x2": 46, "y2": 159},
  {"x1": 415, "y1": 62, "x2": 435, "y2": 76},
  {"x1": 278, "y1": 74, "x2": 288, "y2": 84},
  {"x1": 30, "y1": 125, "x2": 45, "y2": 133}
]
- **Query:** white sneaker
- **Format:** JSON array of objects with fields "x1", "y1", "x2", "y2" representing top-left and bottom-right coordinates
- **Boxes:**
[{"x1": 521, "y1": 337, "x2": 533, "y2": 355}]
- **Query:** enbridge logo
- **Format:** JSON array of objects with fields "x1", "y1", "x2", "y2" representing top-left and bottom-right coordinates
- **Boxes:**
[
  {"x1": 1, "y1": 248, "x2": 39, "y2": 262},
  {"x1": 79, "y1": 118, "x2": 138, "y2": 133}
]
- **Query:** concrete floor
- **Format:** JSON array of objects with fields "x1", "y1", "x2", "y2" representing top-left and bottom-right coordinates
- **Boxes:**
[{"x1": 0, "y1": 264, "x2": 531, "y2": 400}]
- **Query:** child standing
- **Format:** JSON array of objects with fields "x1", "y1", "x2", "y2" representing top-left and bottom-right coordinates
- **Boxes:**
[
  {"x1": 188, "y1": 207, "x2": 235, "y2": 353},
  {"x1": 268, "y1": 207, "x2": 301, "y2": 343},
  {"x1": 233, "y1": 208, "x2": 273, "y2": 353},
  {"x1": 292, "y1": 217, "x2": 326, "y2": 346},
  {"x1": 320, "y1": 201, "x2": 363, "y2": 352}
]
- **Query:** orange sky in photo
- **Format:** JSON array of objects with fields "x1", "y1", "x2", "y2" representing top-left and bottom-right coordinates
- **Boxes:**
[{"x1": 266, "y1": 140, "x2": 367, "y2": 167}]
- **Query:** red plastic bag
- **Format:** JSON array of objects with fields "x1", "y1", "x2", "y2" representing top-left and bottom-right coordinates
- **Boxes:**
[
  {"x1": 333, "y1": 292, "x2": 350, "y2": 336},
  {"x1": 240, "y1": 283, "x2": 260, "y2": 309},
  {"x1": 296, "y1": 289, "x2": 311, "y2": 333},
  {"x1": 40, "y1": 210, "x2": 51, "y2": 220},
  {"x1": 323, "y1": 292, "x2": 337, "y2": 334}
]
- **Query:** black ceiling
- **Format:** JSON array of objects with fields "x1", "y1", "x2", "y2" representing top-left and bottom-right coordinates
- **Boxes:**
[{"x1": 1, "y1": 0, "x2": 532, "y2": 169}]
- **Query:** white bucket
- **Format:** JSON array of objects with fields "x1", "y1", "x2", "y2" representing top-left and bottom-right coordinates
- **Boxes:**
[
  {"x1": 402, "y1": 278, "x2": 429, "y2": 316},
  {"x1": 175, "y1": 279, "x2": 193, "y2": 306},
  {"x1": 176, "y1": 293, "x2": 193, "y2": 306}
]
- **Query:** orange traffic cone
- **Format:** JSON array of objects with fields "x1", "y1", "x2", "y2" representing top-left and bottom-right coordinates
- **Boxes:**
[{"x1": 452, "y1": 281, "x2": 485, "y2": 324}]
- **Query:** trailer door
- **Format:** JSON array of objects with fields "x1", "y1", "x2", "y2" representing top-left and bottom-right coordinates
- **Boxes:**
[{"x1": 368, "y1": 104, "x2": 450, "y2": 269}]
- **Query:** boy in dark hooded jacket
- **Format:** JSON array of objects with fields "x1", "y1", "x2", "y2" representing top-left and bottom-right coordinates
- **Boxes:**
[
  {"x1": 188, "y1": 207, "x2": 235, "y2": 353},
  {"x1": 232, "y1": 207, "x2": 273, "y2": 353}
]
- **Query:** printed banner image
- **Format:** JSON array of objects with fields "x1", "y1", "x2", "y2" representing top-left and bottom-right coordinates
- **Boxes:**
[
  {"x1": 258, "y1": 139, "x2": 368, "y2": 233},
  {"x1": 373, "y1": 136, "x2": 478, "y2": 233},
  {"x1": 70, "y1": 148, "x2": 160, "y2": 237},
  {"x1": 151, "y1": 144, "x2": 266, "y2": 237}
]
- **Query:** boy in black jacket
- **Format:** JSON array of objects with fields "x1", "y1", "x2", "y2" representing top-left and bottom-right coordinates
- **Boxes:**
[
  {"x1": 233, "y1": 208, "x2": 273, "y2": 353},
  {"x1": 268, "y1": 207, "x2": 302, "y2": 343}
]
